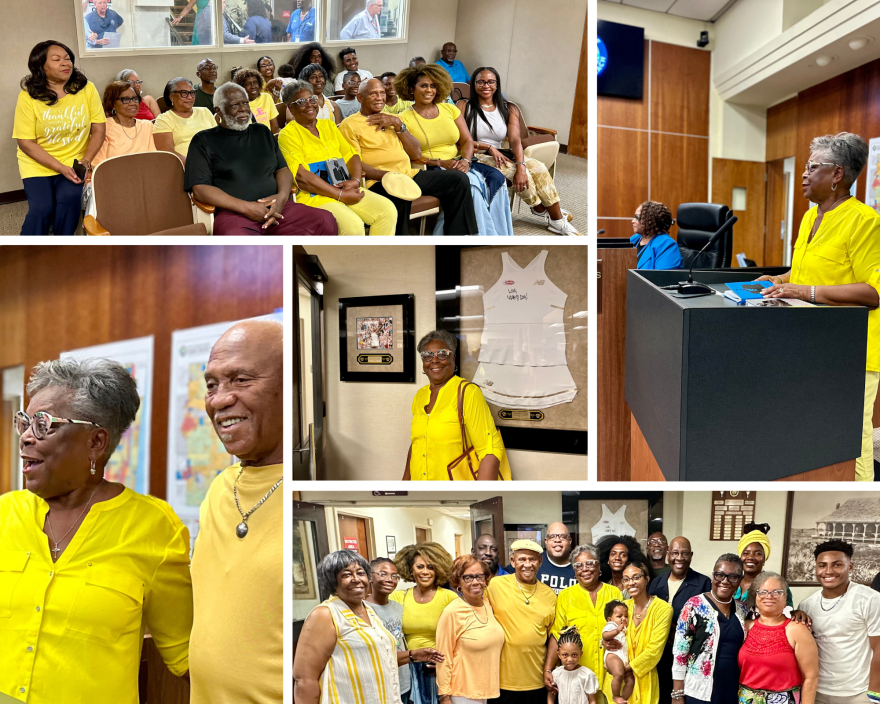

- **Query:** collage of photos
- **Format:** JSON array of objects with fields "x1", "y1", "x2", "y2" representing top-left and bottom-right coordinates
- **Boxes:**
[{"x1": 3, "y1": 1, "x2": 880, "y2": 704}]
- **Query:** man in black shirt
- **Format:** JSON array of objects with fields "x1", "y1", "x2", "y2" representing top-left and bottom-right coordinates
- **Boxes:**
[
  {"x1": 535, "y1": 521, "x2": 577, "y2": 594},
  {"x1": 184, "y1": 82, "x2": 337, "y2": 236},
  {"x1": 194, "y1": 58, "x2": 217, "y2": 111}
]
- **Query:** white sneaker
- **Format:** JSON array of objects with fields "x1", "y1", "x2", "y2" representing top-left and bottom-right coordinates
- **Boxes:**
[
  {"x1": 548, "y1": 218, "x2": 582, "y2": 236},
  {"x1": 530, "y1": 207, "x2": 574, "y2": 223}
]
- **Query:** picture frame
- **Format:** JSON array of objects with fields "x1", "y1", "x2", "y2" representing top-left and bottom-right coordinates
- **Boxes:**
[
  {"x1": 782, "y1": 491, "x2": 880, "y2": 586},
  {"x1": 386, "y1": 535, "x2": 397, "y2": 555},
  {"x1": 338, "y1": 294, "x2": 415, "y2": 382},
  {"x1": 578, "y1": 499, "x2": 650, "y2": 551}
]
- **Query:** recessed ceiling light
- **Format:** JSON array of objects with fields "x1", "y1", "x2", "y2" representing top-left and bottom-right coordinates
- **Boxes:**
[
  {"x1": 814, "y1": 54, "x2": 835, "y2": 67},
  {"x1": 848, "y1": 36, "x2": 873, "y2": 51}
]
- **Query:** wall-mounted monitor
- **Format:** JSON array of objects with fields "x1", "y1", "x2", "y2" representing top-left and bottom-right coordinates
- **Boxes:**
[{"x1": 597, "y1": 20, "x2": 645, "y2": 100}]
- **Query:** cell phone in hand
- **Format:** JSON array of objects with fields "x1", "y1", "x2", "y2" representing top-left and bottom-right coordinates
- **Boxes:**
[{"x1": 72, "y1": 159, "x2": 87, "y2": 180}]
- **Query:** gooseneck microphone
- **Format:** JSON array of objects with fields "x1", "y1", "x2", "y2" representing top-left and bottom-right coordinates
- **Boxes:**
[{"x1": 666, "y1": 215, "x2": 738, "y2": 296}]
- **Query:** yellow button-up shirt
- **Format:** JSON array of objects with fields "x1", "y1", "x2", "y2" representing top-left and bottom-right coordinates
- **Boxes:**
[
  {"x1": 791, "y1": 197, "x2": 880, "y2": 371},
  {"x1": 409, "y1": 375, "x2": 510, "y2": 481},
  {"x1": 0, "y1": 488, "x2": 193, "y2": 704}
]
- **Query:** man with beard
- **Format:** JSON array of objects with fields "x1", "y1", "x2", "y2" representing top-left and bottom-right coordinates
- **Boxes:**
[
  {"x1": 648, "y1": 536, "x2": 711, "y2": 704},
  {"x1": 487, "y1": 539, "x2": 557, "y2": 704},
  {"x1": 473, "y1": 533, "x2": 509, "y2": 580},
  {"x1": 184, "y1": 82, "x2": 337, "y2": 236},
  {"x1": 647, "y1": 532, "x2": 671, "y2": 578},
  {"x1": 536, "y1": 522, "x2": 577, "y2": 594}
]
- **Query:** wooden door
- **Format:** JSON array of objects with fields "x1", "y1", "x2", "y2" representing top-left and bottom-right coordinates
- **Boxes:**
[
  {"x1": 568, "y1": 8, "x2": 589, "y2": 158},
  {"x1": 0, "y1": 398, "x2": 12, "y2": 494},
  {"x1": 764, "y1": 159, "x2": 788, "y2": 266},
  {"x1": 711, "y1": 158, "x2": 767, "y2": 266},
  {"x1": 454, "y1": 534, "x2": 463, "y2": 558},
  {"x1": 338, "y1": 514, "x2": 369, "y2": 560},
  {"x1": 470, "y1": 496, "x2": 504, "y2": 548},
  {"x1": 415, "y1": 526, "x2": 430, "y2": 544}
]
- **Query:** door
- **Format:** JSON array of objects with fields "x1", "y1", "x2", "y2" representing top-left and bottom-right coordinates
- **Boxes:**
[
  {"x1": 293, "y1": 500, "x2": 330, "y2": 659},
  {"x1": 454, "y1": 533, "x2": 463, "y2": 558},
  {"x1": 711, "y1": 158, "x2": 767, "y2": 266},
  {"x1": 764, "y1": 159, "x2": 788, "y2": 266},
  {"x1": 470, "y1": 496, "x2": 504, "y2": 548},
  {"x1": 415, "y1": 526, "x2": 431, "y2": 544},
  {"x1": 338, "y1": 514, "x2": 370, "y2": 560}
]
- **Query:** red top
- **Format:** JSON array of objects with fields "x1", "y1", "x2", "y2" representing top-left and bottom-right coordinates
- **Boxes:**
[
  {"x1": 738, "y1": 619, "x2": 803, "y2": 691},
  {"x1": 135, "y1": 100, "x2": 154, "y2": 121}
]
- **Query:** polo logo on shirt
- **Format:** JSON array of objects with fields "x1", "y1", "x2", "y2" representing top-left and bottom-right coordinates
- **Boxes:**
[{"x1": 505, "y1": 280, "x2": 515, "y2": 285}]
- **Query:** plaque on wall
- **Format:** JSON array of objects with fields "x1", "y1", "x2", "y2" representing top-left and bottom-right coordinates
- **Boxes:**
[
  {"x1": 710, "y1": 491, "x2": 757, "y2": 541},
  {"x1": 339, "y1": 294, "x2": 415, "y2": 382}
]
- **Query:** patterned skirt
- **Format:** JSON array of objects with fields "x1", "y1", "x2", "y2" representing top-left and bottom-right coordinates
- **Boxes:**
[{"x1": 738, "y1": 685, "x2": 801, "y2": 704}]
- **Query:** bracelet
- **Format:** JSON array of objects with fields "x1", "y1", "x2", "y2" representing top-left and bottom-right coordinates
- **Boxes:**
[
  {"x1": 811, "y1": 285, "x2": 816, "y2": 304},
  {"x1": 671, "y1": 690, "x2": 685, "y2": 699},
  {"x1": 337, "y1": 187, "x2": 343, "y2": 202},
  {"x1": 409, "y1": 650, "x2": 414, "y2": 662},
  {"x1": 867, "y1": 692, "x2": 880, "y2": 702}
]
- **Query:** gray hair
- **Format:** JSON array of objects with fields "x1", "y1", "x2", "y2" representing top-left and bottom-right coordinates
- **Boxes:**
[
  {"x1": 27, "y1": 358, "x2": 140, "y2": 461},
  {"x1": 213, "y1": 82, "x2": 248, "y2": 115},
  {"x1": 810, "y1": 132, "x2": 869, "y2": 188},
  {"x1": 281, "y1": 79, "x2": 313, "y2": 105},
  {"x1": 409, "y1": 56, "x2": 426, "y2": 67},
  {"x1": 317, "y1": 550, "x2": 371, "y2": 599},
  {"x1": 747, "y1": 570, "x2": 788, "y2": 608},
  {"x1": 417, "y1": 330, "x2": 458, "y2": 354},
  {"x1": 299, "y1": 63, "x2": 329, "y2": 83},
  {"x1": 571, "y1": 543, "x2": 600, "y2": 562},
  {"x1": 115, "y1": 69, "x2": 137, "y2": 82},
  {"x1": 366, "y1": 0, "x2": 381, "y2": 7}
]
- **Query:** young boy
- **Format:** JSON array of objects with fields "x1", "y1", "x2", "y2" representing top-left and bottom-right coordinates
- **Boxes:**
[{"x1": 602, "y1": 600, "x2": 635, "y2": 704}]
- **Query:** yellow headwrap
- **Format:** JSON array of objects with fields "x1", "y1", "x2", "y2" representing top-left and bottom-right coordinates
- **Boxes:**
[{"x1": 738, "y1": 531, "x2": 771, "y2": 560}]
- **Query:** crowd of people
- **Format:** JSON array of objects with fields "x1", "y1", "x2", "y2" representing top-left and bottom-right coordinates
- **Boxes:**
[
  {"x1": 13, "y1": 37, "x2": 581, "y2": 236},
  {"x1": 293, "y1": 523, "x2": 880, "y2": 704}
]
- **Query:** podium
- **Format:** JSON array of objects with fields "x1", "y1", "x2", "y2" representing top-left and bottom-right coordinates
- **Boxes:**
[{"x1": 625, "y1": 269, "x2": 868, "y2": 480}]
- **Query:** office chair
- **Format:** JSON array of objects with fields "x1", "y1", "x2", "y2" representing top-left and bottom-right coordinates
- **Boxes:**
[{"x1": 677, "y1": 203, "x2": 734, "y2": 269}]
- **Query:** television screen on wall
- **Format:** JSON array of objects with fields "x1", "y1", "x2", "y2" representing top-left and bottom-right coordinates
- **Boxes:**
[{"x1": 597, "y1": 20, "x2": 645, "y2": 100}]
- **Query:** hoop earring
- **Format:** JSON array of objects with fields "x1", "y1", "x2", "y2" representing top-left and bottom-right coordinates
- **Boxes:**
[
  {"x1": 832, "y1": 182, "x2": 838, "y2": 191},
  {"x1": 90, "y1": 459, "x2": 96, "y2": 476}
]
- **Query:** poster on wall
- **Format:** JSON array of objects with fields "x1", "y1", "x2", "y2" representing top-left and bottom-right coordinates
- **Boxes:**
[
  {"x1": 866, "y1": 137, "x2": 880, "y2": 212},
  {"x1": 782, "y1": 491, "x2": 880, "y2": 586},
  {"x1": 578, "y1": 499, "x2": 648, "y2": 550},
  {"x1": 166, "y1": 312, "x2": 283, "y2": 541},
  {"x1": 61, "y1": 336, "x2": 154, "y2": 495}
]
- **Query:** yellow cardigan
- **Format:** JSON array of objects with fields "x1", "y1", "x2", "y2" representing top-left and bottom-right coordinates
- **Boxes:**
[{"x1": 602, "y1": 597, "x2": 673, "y2": 704}]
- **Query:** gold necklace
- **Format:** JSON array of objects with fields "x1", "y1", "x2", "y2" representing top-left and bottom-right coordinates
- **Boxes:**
[
  {"x1": 114, "y1": 115, "x2": 139, "y2": 141},
  {"x1": 466, "y1": 598, "x2": 488, "y2": 624},
  {"x1": 516, "y1": 579, "x2": 539, "y2": 605},
  {"x1": 633, "y1": 595, "x2": 653, "y2": 621},
  {"x1": 233, "y1": 466, "x2": 283, "y2": 538}
]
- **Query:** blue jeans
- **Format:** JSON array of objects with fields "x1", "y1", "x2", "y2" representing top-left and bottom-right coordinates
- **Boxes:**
[
  {"x1": 410, "y1": 662, "x2": 438, "y2": 704},
  {"x1": 21, "y1": 174, "x2": 83, "y2": 236}
]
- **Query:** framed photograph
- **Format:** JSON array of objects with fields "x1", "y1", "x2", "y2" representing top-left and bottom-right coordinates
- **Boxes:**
[
  {"x1": 782, "y1": 492, "x2": 880, "y2": 586},
  {"x1": 339, "y1": 294, "x2": 415, "y2": 382},
  {"x1": 578, "y1": 499, "x2": 649, "y2": 551},
  {"x1": 293, "y1": 521, "x2": 319, "y2": 602},
  {"x1": 386, "y1": 536, "x2": 397, "y2": 554},
  {"x1": 503, "y1": 524, "x2": 547, "y2": 562},
  {"x1": 436, "y1": 246, "x2": 588, "y2": 454}
]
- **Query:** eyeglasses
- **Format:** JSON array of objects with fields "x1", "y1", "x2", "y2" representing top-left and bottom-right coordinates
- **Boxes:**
[
  {"x1": 713, "y1": 571, "x2": 743, "y2": 584},
  {"x1": 127, "y1": 79, "x2": 144, "y2": 86},
  {"x1": 573, "y1": 560, "x2": 599, "y2": 571},
  {"x1": 755, "y1": 589, "x2": 786, "y2": 598},
  {"x1": 14, "y1": 411, "x2": 101, "y2": 440},
  {"x1": 118, "y1": 95, "x2": 142, "y2": 105},
  {"x1": 420, "y1": 349, "x2": 452, "y2": 362},
  {"x1": 475, "y1": 79, "x2": 497, "y2": 87},
  {"x1": 804, "y1": 161, "x2": 839, "y2": 173},
  {"x1": 172, "y1": 90, "x2": 197, "y2": 98},
  {"x1": 461, "y1": 574, "x2": 487, "y2": 583},
  {"x1": 546, "y1": 534, "x2": 571, "y2": 541},
  {"x1": 292, "y1": 95, "x2": 320, "y2": 108},
  {"x1": 621, "y1": 574, "x2": 644, "y2": 584},
  {"x1": 647, "y1": 539, "x2": 667, "y2": 547},
  {"x1": 199, "y1": 64, "x2": 218, "y2": 72},
  {"x1": 668, "y1": 551, "x2": 692, "y2": 559},
  {"x1": 375, "y1": 571, "x2": 400, "y2": 582},
  {"x1": 633, "y1": 214, "x2": 641, "y2": 222}
]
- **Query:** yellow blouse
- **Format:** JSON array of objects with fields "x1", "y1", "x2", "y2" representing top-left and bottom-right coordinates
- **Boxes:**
[
  {"x1": 791, "y1": 197, "x2": 880, "y2": 371},
  {"x1": 399, "y1": 103, "x2": 462, "y2": 161},
  {"x1": 601, "y1": 597, "x2": 673, "y2": 704},
  {"x1": 409, "y1": 375, "x2": 510, "y2": 481},
  {"x1": 0, "y1": 488, "x2": 193, "y2": 704}
]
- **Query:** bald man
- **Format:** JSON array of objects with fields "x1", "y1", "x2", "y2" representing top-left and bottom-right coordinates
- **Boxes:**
[
  {"x1": 472, "y1": 533, "x2": 509, "y2": 579},
  {"x1": 435, "y1": 42, "x2": 469, "y2": 83},
  {"x1": 648, "y1": 537, "x2": 711, "y2": 704},
  {"x1": 189, "y1": 319, "x2": 284, "y2": 704},
  {"x1": 535, "y1": 521, "x2": 576, "y2": 594}
]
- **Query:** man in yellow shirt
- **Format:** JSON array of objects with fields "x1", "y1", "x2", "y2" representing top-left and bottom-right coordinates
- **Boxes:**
[
  {"x1": 338, "y1": 77, "x2": 477, "y2": 236},
  {"x1": 486, "y1": 539, "x2": 557, "y2": 704},
  {"x1": 189, "y1": 319, "x2": 284, "y2": 704}
]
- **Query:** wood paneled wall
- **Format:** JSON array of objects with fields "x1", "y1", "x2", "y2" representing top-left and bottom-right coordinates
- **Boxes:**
[
  {"x1": 568, "y1": 9, "x2": 590, "y2": 159},
  {"x1": 711, "y1": 158, "x2": 768, "y2": 265},
  {"x1": 597, "y1": 41, "x2": 711, "y2": 238},
  {"x1": 0, "y1": 245, "x2": 283, "y2": 500}
]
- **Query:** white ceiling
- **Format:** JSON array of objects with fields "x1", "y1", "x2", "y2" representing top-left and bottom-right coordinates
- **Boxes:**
[{"x1": 603, "y1": 0, "x2": 738, "y2": 22}]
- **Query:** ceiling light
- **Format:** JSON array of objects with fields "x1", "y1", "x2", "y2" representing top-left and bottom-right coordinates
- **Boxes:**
[
  {"x1": 848, "y1": 36, "x2": 873, "y2": 51},
  {"x1": 814, "y1": 54, "x2": 835, "y2": 67}
]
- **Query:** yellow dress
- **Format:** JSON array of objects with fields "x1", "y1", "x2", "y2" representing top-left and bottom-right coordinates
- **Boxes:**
[
  {"x1": 409, "y1": 375, "x2": 511, "y2": 481},
  {"x1": 189, "y1": 462, "x2": 283, "y2": 704},
  {"x1": 0, "y1": 488, "x2": 192, "y2": 704},
  {"x1": 601, "y1": 597, "x2": 673, "y2": 704},
  {"x1": 552, "y1": 582, "x2": 624, "y2": 689}
]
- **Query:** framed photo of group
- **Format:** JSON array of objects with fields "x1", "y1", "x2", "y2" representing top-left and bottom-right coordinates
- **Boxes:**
[{"x1": 338, "y1": 294, "x2": 415, "y2": 382}]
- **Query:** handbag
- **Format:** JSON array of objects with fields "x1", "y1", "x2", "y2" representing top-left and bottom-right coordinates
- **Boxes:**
[{"x1": 446, "y1": 380, "x2": 509, "y2": 481}]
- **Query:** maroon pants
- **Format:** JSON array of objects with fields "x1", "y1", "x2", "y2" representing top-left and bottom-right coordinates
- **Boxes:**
[{"x1": 213, "y1": 200, "x2": 338, "y2": 236}]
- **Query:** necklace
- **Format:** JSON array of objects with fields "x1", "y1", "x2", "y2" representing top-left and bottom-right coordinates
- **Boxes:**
[
  {"x1": 114, "y1": 115, "x2": 139, "y2": 141},
  {"x1": 710, "y1": 592, "x2": 733, "y2": 605},
  {"x1": 633, "y1": 596, "x2": 653, "y2": 620},
  {"x1": 819, "y1": 582, "x2": 849, "y2": 611},
  {"x1": 46, "y1": 480, "x2": 104, "y2": 562},
  {"x1": 516, "y1": 579, "x2": 539, "y2": 605},
  {"x1": 466, "y1": 598, "x2": 488, "y2": 624},
  {"x1": 414, "y1": 586, "x2": 436, "y2": 603},
  {"x1": 409, "y1": 106, "x2": 437, "y2": 159},
  {"x1": 233, "y1": 466, "x2": 283, "y2": 538}
]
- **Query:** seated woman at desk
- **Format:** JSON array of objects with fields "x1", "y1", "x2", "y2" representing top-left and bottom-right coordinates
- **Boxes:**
[{"x1": 630, "y1": 201, "x2": 683, "y2": 269}]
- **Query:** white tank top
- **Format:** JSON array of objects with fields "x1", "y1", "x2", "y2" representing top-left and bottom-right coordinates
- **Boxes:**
[
  {"x1": 591, "y1": 505, "x2": 636, "y2": 542},
  {"x1": 472, "y1": 105, "x2": 508, "y2": 149}
]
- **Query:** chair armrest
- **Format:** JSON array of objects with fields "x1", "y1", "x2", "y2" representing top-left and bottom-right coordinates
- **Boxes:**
[
  {"x1": 83, "y1": 215, "x2": 110, "y2": 236},
  {"x1": 527, "y1": 125, "x2": 558, "y2": 136},
  {"x1": 189, "y1": 194, "x2": 216, "y2": 214}
]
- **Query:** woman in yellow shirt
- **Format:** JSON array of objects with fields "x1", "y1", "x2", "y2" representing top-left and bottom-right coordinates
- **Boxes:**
[
  {"x1": 757, "y1": 132, "x2": 880, "y2": 480},
  {"x1": 233, "y1": 68, "x2": 280, "y2": 134},
  {"x1": 0, "y1": 358, "x2": 193, "y2": 704},
  {"x1": 405, "y1": 330, "x2": 511, "y2": 480},
  {"x1": 153, "y1": 78, "x2": 216, "y2": 163},
  {"x1": 13, "y1": 41, "x2": 106, "y2": 236},
  {"x1": 278, "y1": 80, "x2": 397, "y2": 236},
  {"x1": 436, "y1": 555, "x2": 505, "y2": 703}
]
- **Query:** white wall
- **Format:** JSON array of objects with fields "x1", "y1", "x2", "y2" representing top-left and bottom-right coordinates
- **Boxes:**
[
  {"x1": 596, "y1": 1, "x2": 711, "y2": 49},
  {"x1": 711, "y1": 0, "x2": 785, "y2": 79}
]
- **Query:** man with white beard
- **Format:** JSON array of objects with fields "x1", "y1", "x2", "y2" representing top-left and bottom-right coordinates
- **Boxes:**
[{"x1": 184, "y1": 82, "x2": 336, "y2": 235}]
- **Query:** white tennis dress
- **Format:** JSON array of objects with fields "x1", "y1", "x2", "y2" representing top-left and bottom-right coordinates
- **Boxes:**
[{"x1": 472, "y1": 250, "x2": 577, "y2": 409}]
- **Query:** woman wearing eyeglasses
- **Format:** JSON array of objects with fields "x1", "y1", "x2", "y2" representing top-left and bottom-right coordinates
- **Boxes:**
[
  {"x1": 738, "y1": 572, "x2": 818, "y2": 704},
  {"x1": 114, "y1": 69, "x2": 160, "y2": 120},
  {"x1": 0, "y1": 358, "x2": 193, "y2": 704},
  {"x1": 671, "y1": 554, "x2": 748, "y2": 704},
  {"x1": 545, "y1": 544, "x2": 624, "y2": 695},
  {"x1": 630, "y1": 201, "x2": 683, "y2": 269},
  {"x1": 735, "y1": 526, "x2": 795, "y2": 618},
  {"x1": 435, "y1": 554, "x2": 505, "y2": 704},
  {"x1": 404, "y1": 330, "x2": 511, "y2": 481},
  {"x1": 92, "y1": 81, "x2": 157, "y2": 168},
  {"x1": 153, "y1": 77, "x2": 216, "y2": 164},
  {"x1": 755, "y1": 132, "x2": 880, "y2": 479}
]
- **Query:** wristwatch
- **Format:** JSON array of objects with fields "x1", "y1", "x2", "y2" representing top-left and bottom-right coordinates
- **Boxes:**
[{"x1": 396, "y1": 122, "x2": 408, "y2": 134}]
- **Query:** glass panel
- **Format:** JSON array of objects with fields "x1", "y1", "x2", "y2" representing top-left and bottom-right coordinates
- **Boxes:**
[
  {"x1": 298, "y1": 280, "x2": 315, "y2": 448},
  {"x1": 732, "y1": 186, "x2": 747, "y2": 211},
  {"x1": 326, "y1": 0, "x2": 407, "y2": 42},
  {"x1": 293, "y1": 520, "x2": 322, "y2": 621},
  {"x1": 80, "y1": 0, "x2": 218, "y2": 50},
  {"x1": 223, "y1": 0, "x2": 317, "y2": 44}
]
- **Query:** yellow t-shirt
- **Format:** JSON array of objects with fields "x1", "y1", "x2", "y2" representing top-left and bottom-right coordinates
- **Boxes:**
[
  {"x1": 278, "y1": 119, "x2": 358, "y2": 207},
  {"x1": 486, "y1": 574, "x2": 557, "y2": 691},
  {"x1": 388, "y1": 586, "x2": 458, "y2": 649},
  {"x1": 338, "y1": 110, "x2": 420, "y2": 189},
  {"x1": 152, "y1": 107, "x2": 216, "y2": 157},
  {"x1": 791, "y1": 197, "x2": 880, "y2": 371},
  {"x1": 0, "y1": 488, "x2": 192, "y2": 704},
  {"x1": 383, "y1": 99, "x2": 414, "y2": 115},
  {"x1": 189, "y1": 462, "x2": 283, "y2": 704},
  {"x1": 399, "y1": 102, "x2": 462, "y2": 161},
  {"x1": 12, "y1": 82, "x2": 106, "y2": 179},
  {"x1": 409, "y1": 376, "x2": 509, "y2": 481},
  {"x1": 249, "y1": 92, "x2": 279, "y2": 127}
]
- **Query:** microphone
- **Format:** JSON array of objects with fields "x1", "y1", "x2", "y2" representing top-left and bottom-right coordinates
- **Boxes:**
[
  {"x1": 597, "y1": 229, "x2": 606, "y2": 234},
  {"x1": 671, "y1": 215, "x2": 738, "y2": 295}
]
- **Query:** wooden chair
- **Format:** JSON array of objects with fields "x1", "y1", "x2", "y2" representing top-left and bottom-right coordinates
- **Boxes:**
[
  {"x1": 451, "y1": 82, "x2": 470, "y2": 102},
  {"x1": 157, "y1": 96, "x2": 171, "y2": 113},
  {"x1": 410, "y1": 195, "x2": 441, "y2": 236},
  {"x1": 501, "y1": 102, "x2": 559, "y2": 213},
  {"x1": 275, "y1": 102, "x2": 288, "y2": 128}
]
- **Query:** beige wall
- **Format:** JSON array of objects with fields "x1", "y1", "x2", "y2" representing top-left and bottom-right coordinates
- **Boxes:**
[{"x1": 596, "y1": 1, "x2": 711, "y2": 49}]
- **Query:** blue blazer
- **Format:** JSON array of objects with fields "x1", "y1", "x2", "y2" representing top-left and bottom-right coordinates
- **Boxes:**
[
  {"x1": 630, "y1": 233, "x2": 683, "y2": 269},
  {"x1": 648, "y1": 567, "x2": 712, "y2": 643}
]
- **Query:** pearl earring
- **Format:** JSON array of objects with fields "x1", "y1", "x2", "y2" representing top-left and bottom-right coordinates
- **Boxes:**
[{"x1": 832, "y1": 182, "x2": 838, "y2": 191}]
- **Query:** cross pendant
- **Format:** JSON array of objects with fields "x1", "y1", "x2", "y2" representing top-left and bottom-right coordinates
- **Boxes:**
[{"x1": 51, "y1": 545, "x2": 61, "y2": 560}]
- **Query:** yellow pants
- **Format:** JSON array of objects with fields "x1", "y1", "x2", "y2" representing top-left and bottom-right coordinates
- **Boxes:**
[
  {"x1": 317, "y1": 189, "x2": 397, "y2": 236},
  {"x1": 857, "y1": 370, "x2": 879, "y2": 481}
]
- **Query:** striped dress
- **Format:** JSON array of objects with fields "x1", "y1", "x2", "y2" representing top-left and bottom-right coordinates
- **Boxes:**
[{"x1": 320, "y1": 597, "x2": 403, "y2": 704}]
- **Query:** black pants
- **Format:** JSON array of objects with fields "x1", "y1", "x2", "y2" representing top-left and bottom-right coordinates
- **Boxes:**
[
  {"x1": 368, "y1": 168, "x2": 478, "y2": 236},
  {"x1": 657, "y1": 642, "x2": 674, "y2": 704},
  {"x1": 489, "y1": 688, "x2": 547, "y2": 704}
]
